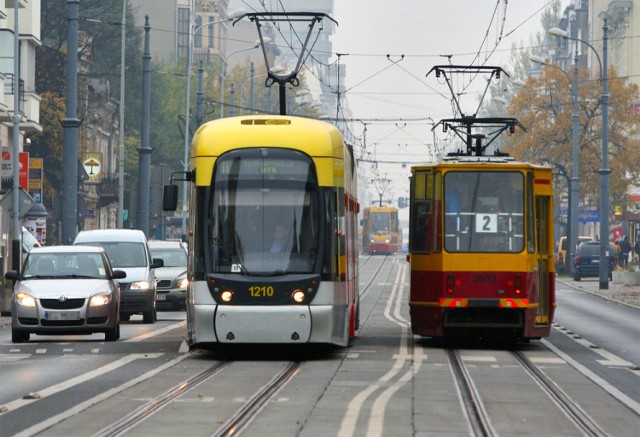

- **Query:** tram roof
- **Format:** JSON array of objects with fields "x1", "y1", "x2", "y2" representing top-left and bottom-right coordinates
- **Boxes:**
[
  {"x1": 412, "y1": 155, "x2": 549, "y2": 171},
  {"x1": 192, "y1": 115, "x2": 346, "y2": 160}
]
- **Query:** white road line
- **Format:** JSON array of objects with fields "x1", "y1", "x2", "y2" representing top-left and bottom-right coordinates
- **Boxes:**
[
  {"x1": 542, "y1": 339, "x2": 640, "y2": 415},
  {"x1": 554, "y1": 324, "x2": 633, "y2": 367},
  {"x1": 12, "y1": 352, "x2": 192, "y2": 437},
  {"x1": 0, "y1": 353, "x2": 162, "y2": 414},
  {"x1": 124, "y1": 320, "x2": 186, "y2": 342},
  {"x1": 339, "y1": 263, "x2": 408, "y2": 437}
]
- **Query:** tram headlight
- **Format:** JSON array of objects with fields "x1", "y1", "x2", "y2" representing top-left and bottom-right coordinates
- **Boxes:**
[
  {"x1": 221, "y1": 290, "x2": 234, "y2": 302},
  {"x1": 292, "y1": 289, "x2": 306, "y2": 303}
]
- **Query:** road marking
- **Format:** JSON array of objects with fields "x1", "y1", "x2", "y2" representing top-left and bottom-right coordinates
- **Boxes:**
[
  {"x1": 35, "y1": 349, "x2": 46, "y2": 354},
  {"x1": 0, "y1": 354, "x2": 30, "y2": 362},
  {"x1": 0, "y1": 353, "x2": 162, "y2": 415},
  {"x1": 125, "y1": 320, "x2": 186, "y2": 342},
  {"x1": 542, "y1": 339, "x2": 640, "y2": 415},
  {"x1": 554, "y1": 324, "x2": 633, "y2": 367},
  {"x1": 340, "y1": 263, "x2": 414, "y2": 437},
  {"x1": 461, "y1": 355, "x2": 498, "y2": 362},
  {"x1": 529, "y1": 357, "x2": 566, "y2": 364},
  {"x1": 11, "y1": 352, "x2": 192, "y2": 437}
]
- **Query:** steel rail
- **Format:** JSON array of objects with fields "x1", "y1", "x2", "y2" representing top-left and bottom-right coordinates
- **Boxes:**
[
  {"x1": 92, "y1": 361, "x2": 228, "y2": 437},
  {"x1": 512, "y1": 351, "x2": 609, "y2": 437},
  {"x1": 212, "y1": 361, "x2": 302, "y2": 437},
  {"x1": 447, "y1": 349, "x2": 497, "y2": 437}
]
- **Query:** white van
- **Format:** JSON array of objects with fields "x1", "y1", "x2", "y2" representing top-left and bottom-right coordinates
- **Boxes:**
[{"x1": 74, "y1": 229, "x2": 163, "y2": 323}]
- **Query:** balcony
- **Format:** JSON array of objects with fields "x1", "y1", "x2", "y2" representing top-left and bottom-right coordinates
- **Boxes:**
[{"x1": 96, "y1": 176, "x2": 119, "y2": 208}]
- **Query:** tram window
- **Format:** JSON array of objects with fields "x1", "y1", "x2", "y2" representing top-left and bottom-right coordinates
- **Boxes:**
[
  {"x1": 410, "y1": 170, "x2": 433, "y2": 254},
  {"x1": 527, "y1": 172, "x2": 535, "y2": 253},
  {"x1": 444, "y1": 171, "x2": 524, "y2": 253},
  {"x1": 208, "y1": 149, "x2": 322, "y2": 275}
]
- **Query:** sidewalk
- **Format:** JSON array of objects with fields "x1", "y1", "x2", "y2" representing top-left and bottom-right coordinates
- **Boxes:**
[{"x1": 557, "y1": 276, "x2": 640, "y2": 308}]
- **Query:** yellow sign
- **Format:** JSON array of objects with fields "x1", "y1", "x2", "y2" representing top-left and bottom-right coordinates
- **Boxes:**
[
  {"x1": 614, "y1": 205, "x2": 622, "y2": 215},
  {"x1": 83, "y1": 153, "x2": 102, "y2": 184}
]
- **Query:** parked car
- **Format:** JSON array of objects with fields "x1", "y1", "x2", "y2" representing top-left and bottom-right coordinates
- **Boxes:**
[
  {"x1": 148, "y1": 240, "x2": 188, "y2": 310},
  {"x1": 5, "y1": 246, "x2": 126, "y2": 343},
  {"x1": 556, "y1": 235, "x2": 592, "y2": 274},
  {"x1": 74, "y1": 229, "x2": 162, "y2": 323},
  {"x1": 573, "y1": 241, "x2": 617, "y2": 281}
]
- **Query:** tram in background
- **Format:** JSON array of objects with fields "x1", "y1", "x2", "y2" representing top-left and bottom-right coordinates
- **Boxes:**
[
  {"x1": 407, "y1": 157, "x2": 555, "y2": 342},
  {"x1": 164, "y1": 115, "x2": 359, "y2": 348},
  {"x1": 361, "y1": 206, "x2": 402, "y2": 254}
]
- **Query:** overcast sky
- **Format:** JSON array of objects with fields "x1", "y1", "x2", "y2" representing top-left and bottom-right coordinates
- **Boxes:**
[
  {"x1": 328, "y1": 0, "x2": 562, "y2": 202},
  {"x1": 231, "y1": 0, "x2": 565, "y2": 203}
]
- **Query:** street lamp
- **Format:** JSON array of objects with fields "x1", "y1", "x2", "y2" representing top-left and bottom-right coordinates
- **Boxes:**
[
  {"x1": 181, "y1": 9, "x2": 246, "y2": 237},
  {"x1": 549, "y1": 19, "x2": 610, "y2": 289},
  {"x1": 238, "y1": 65, "x2": 285, "y2": 115},
  {"x1": 530, "y1": 52, "x2": 580, "y2": 276},
  {"x1": 219, "y1": 38, "x2": 270, "y2": 117}
]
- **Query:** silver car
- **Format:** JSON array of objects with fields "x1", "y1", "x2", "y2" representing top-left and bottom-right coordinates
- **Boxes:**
[
  {"x1": 148, "y1": 240, "x2": 188, "y2": 310},
  {"x1": 5, "y1": 246, "x2": 126, "y2": 343}
]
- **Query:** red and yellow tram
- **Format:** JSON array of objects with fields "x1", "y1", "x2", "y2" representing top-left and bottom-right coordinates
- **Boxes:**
[
  {"x1": 362, "y1": 206, "x2": 402, "y2": 254},
  {"x1": 407, "y1": 157, "x2": 555, "y2": 341}
]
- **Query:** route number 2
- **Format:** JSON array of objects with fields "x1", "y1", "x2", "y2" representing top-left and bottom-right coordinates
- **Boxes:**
[{"x1": 475, "y1": 213, "x2": 497, "y2": 233}]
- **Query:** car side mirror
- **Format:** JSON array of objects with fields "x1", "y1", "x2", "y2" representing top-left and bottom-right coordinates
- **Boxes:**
[
  {"x1": 4, "y1": 271, "x2": 18, "y2": 280},
  {"x1": 151, "y1": 258, "x2": 164, "y2": 269},
  {"x1": 112, "y1": 270, "x2": 127, "y2": 279}
]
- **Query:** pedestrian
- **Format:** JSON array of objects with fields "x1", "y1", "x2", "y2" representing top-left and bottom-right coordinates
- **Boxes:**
[
  {"x1": 620, "y1": 235, "x2": 631, "y2": 267},
  {"x1": 634, "y1": 237, "x2": 640, "y2": 266}
]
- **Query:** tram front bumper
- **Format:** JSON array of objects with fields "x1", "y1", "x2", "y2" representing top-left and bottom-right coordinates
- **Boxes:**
[{"x1": 215, "y1": 305, "x2": 313, "y2": 343}]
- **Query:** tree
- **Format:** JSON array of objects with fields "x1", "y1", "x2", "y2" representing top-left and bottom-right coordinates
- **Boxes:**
[{"x1": 504, "y1": 65, "x2": 640, "y2": 211}]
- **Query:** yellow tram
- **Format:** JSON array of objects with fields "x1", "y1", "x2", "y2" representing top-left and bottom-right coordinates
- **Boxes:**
[
  {"x1": 165, "y1": 115, "x2": 359, "y2": 347},
  {"x1": 407, "y1": 156, "x2": 555, "y2": 342},
  {"x1": 362, "y1": 206, "x2": 402, "y2": 254}
]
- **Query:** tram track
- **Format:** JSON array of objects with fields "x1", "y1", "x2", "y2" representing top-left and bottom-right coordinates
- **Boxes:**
[
  {"x1": 358, "y1": 255, "x2": 391, "y2": 300},
  {"x1": 447, "y1": 348, "x2": 609, "y2": 437}
]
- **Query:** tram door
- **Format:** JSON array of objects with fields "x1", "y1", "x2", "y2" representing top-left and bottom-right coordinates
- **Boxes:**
[{"x1": 535, "y1": 196, "x2": 551, "y2": 324}]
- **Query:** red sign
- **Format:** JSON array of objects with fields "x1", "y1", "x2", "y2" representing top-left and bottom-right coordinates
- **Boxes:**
[
  {"x1": 19, "y1": 152, "x2": 29, "y2": 191},
  {"x1": 1, "y1": 149, "x2": 29, "y2": 191}
]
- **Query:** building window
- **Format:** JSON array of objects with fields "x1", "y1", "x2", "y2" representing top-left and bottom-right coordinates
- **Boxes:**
[
  {"x1": 208, "y1": 17, "x2": 215, "y2": 48},
  {"x1": 194, "y1": 16, "x2": 203, "y2": 48},
  {"x1": 177, "y1": 7, "x2": 190, "y2": 60}
]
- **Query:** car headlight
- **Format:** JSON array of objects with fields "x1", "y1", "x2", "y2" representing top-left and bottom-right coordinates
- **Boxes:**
[
  {"x1": 178, "y1": 277, "x2": 189, "y2": 289},
  {"x1": 130, "y1": 280, "x2": 152, "y2": 290},
  {"x1": 16, "y1": 292, "x2": 36, "y2": 307},
  {"x1": 90, "y1": 293, "x2": 112, "y2": 306}
]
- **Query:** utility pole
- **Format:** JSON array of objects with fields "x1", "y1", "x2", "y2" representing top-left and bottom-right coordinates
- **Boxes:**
[
  {"x1": 61, "y1": 0, "x2": 81, "y2": 244},
  {"x1": 11, "y1": 0, "x2": 21, "y2": 271},
  {"x1": 137, "y1": 16, "x2": 152, "y2": 236}
]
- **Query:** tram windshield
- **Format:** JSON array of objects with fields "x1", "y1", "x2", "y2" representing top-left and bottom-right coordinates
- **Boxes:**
[
  {"x1": 371, "y1": 212, "x2": 391, "y2": 234},
  {"x1": 210, "y1": 148, "x2": 320, "y2": 275},
  {"x1": 444, "y1": 171, "x2": 524, "y2": 253}
]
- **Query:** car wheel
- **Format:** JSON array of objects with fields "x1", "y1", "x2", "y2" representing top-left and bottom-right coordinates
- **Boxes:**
[
  {"x1": 105, "y1": 323, "x2": 120, "y2": 341},
  {"x1": 12, "y1": 328, "x2": 30, "y2": 343},
  {"x1": 573, "y1": 273, "x2": 581, "y2": 281},
  {"x1": 143, "y1": 309, "x2": 155, "y2": 324}
]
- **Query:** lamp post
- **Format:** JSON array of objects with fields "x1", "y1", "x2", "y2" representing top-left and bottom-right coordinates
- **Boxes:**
[
  {"x1": 530, "y1": 51, "x2": 580, "y2": 275},
  {"x1": 238, "y1": 65, "x2": 285, "y2": 115},
  {"x1": 219, "y1": 39, "x2": 269, "y2": 117},
  {"x1": 549, "y1": 19, "x2": 609, "y2": 289},
  {"x1": 180, "y1": 11, "x2": 243, "y2": 238}
]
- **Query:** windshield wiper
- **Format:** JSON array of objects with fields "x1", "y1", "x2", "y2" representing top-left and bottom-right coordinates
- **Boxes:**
[{"x1": 212, "y1": 236, "x2": 250, "y2": 275}]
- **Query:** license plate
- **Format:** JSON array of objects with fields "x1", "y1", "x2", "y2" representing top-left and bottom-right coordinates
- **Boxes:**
[
  {"x1": 44, "y1": 311, "x2": 80, "y2": 321},
  {"x1": 156, "y1": 294, "x2": 166, "y2": 301},
  {"x1": 591, "y1": 259, "x2": 599, "y2": 264}
]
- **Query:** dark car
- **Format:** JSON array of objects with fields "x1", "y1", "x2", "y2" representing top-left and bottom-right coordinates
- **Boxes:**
[
  {"x1": 573, "y1": 242, "x2": 617, "y2": 281},
  {"x1": 148, "y1": 240, "x2": 188, "y2": 310}
]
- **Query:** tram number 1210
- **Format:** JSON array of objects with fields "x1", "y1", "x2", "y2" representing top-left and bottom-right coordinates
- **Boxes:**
[{"x1": 249, "y1": 285, "x2": 275, "y2": 297}]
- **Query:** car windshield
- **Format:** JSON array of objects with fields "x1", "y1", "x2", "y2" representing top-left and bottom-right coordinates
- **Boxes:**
[
  {"x1": 23, "y1": 253, "x2": 106, "y2": 279},
  {"x1": 76, "y1": 242, "x2": 147, "y2": 268},
  {"x1": 150, "y1": 248, "x2": 187, "y2": 267}
]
